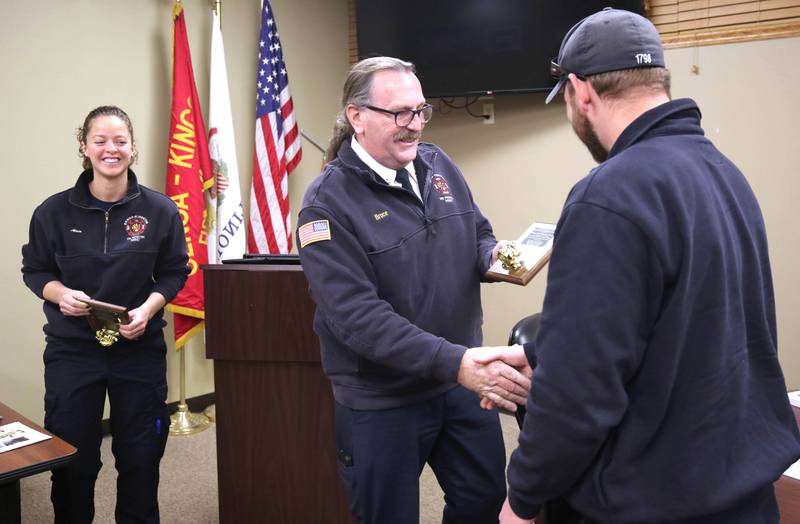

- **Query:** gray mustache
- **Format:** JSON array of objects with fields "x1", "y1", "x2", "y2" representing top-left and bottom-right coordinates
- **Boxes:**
[{"x1": 395, "y1": 131, "x2": 422, "y2": 142}]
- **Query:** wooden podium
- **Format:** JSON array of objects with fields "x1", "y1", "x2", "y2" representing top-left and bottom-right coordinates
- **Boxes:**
[{"x1": 204, "y1": 263, "x2": 353, "y2": 524}]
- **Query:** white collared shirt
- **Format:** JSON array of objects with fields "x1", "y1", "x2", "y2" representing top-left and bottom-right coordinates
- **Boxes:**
[{"x1": 351, "y1": 135, "x2": 421, "y2": 200}]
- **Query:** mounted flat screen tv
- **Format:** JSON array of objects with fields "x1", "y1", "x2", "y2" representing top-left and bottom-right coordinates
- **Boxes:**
[{"x1": 355, "y1": 1, "x2": 645, "y2": 98}]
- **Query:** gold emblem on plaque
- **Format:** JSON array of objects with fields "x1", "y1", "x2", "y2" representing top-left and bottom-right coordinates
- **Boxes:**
[
  {"x1": 95, "y1": 327, "x2": 121, "y2": 347},
  {"x1": 498, "y1": 241, "x2": 524, "y2": 272},
  {"x1": 76, "y1": 298, "x2": 130, "y2": 348}
]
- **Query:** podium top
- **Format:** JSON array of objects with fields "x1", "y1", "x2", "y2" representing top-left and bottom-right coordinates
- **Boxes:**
[
  {"x1": 203, "y1": 260, "x2": 318, "y2": 362},
  {"x1": 220, "y1": 254, "x2": 300, "y2": 265}
]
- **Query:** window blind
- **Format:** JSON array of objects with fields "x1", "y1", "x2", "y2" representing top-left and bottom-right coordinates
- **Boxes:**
[
  {"x1": 349, "y1": 0, "x2": 358, "y2": 64},
  {"x1": 645, "y1": 0, "x2": 800, "y2": 47}
]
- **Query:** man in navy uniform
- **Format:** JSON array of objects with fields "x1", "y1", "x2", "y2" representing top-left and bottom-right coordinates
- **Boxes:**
[
  {"x1": 297, "y1": 56, "x2": 531, "y2": 524},
  {"x1": 479, "y1": 8, "x2": 800, "y2": 524}
]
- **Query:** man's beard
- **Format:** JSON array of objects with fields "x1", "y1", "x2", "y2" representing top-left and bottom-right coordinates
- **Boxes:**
[{"x1": 571, "y1": 100, "x2": 608, "y2": 163}]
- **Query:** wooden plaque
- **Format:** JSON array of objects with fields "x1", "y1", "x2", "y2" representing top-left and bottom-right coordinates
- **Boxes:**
[
  {"x1": 76, "y1": 297, "x2": 130, "y2": 332},
  {"x1": 486, "y1": 222, "x2": 556, "y2": 286}
]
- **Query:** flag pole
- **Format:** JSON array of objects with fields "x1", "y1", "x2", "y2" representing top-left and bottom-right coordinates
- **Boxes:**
[
  {"x1": 204, "y1": 0, "x2": 223, "y2": 425},
  {"x1": 166, "y1": 0, "x2": 214, "y2": 433},
  {"x1": 169, "y1": 338, "x2": 211, "y2": 435},
  {"x1": 300, "y1": 129, "x2": 326, "y2": 160}
]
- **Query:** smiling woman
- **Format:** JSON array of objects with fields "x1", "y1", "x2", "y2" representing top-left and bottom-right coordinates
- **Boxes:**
[
  {"x1": 20, "y1": 105, "x2": 190, "y2": 523},
  {"x1": 77, "y1": 106, "x2": 138, "y2": 187}
]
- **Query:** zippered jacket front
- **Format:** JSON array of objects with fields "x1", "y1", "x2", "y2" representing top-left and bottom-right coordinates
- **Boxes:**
[
  {"x1": 297, "y1": 140, "x2": 497, "y2": 410},
  {"x1": 22, "y1": 169, "x2": 189, "y2": 342}
]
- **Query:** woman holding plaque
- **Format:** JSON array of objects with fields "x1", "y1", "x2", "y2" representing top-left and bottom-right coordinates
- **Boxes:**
[{"x1": 21, "y1": 105, "x2": 188, "y2": 523}]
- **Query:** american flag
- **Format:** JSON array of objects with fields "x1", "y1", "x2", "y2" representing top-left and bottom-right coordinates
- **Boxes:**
[
  {"x1": 298, "y1": 220, "x2": 331, "y2": 248},
  {"x1": 248, "y1": 0, "x2": 302, "y2": 254}
]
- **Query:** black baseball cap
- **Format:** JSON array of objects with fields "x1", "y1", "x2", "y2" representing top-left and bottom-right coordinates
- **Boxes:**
[{"x1": 545, "y1": 8, "x2": 665, "y2": 104}]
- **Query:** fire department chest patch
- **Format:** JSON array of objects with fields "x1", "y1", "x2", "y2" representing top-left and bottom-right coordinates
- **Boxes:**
[
  {"x1": 431, "y1": 174, "x2": 453, "y2": 202},
  {"x1": 124, "y1": 215, "x2": 148, "y2": 242}
]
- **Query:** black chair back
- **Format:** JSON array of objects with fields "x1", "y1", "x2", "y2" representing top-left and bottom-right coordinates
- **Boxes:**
[
  {"x1": 508, "y1": 313, "x2": 542, "y2": 347},
  {"x1": 507, "y1": 313, "x2": 542, "y2": 429},
  {"x1": 507, "y1": 313, "x2": 591, "y2": 523}
]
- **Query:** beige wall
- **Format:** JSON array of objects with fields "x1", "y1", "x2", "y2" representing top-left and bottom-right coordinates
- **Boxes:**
[{"x1": 2, "y1": 2, "x2": 797, "y2": 424}]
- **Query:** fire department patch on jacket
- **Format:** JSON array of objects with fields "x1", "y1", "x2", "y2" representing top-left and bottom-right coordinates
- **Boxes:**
[
  {"x1": 298, "y1": 220, "x2": 331, "y2": 248},
  {"x1": 431, "y1": 174, "x2": 454, "y2": 202},
  {"x1": 432, "y1": 174, "x2": 450, "y2": 195},
  {"x1": 124, "y1": 215, "x2": 148, "y2": 242}
]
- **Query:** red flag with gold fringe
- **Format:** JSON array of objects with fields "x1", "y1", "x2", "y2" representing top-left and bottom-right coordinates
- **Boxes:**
[{"x1": 164, "y1": 2, "x2": 213, "y2": 349}]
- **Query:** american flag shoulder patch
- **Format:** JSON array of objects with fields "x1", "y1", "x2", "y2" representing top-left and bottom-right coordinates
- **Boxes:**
[{"x1": 298, "y1": 220, "x2": 332, "y2": 248}]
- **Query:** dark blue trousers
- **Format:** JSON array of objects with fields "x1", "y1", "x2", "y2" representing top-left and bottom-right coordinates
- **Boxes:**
[
  {"x1": 43, "y1": 335, "x2": 169, "y2": 524},
  {"x1": 334, "y1": 385, "x2": 506, "y2": 524}
]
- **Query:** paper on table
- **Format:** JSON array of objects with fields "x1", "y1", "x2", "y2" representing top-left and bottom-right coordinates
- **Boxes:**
[
  {"x1": 785, "y1": 459, "x2": 800, "y2": 480},
  {"x1": 0, "y1": 421, "x2": 52, "y2": 454},
  {"x1": 784, "y1": 391, "x2": 800, "y2": 480},
  {"x1": 789, "y1": 390, "x2": 800, "y2": 408}
]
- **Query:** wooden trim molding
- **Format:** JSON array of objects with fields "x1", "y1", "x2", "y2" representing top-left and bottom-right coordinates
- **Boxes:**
[
  {"x1": 348, "y1": 0, "x2": 358, "y2": 64},
  {"x1": 661, "y1": 20, "x2": 800, "y2": 47},
  {"x1": 645, "y1": 0, "x2": 800, "y2": 48}
]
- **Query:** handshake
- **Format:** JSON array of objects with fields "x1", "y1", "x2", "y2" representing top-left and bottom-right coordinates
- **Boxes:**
[{"x1": 457, "y1": 345, "x2": 531, "y2": 412}]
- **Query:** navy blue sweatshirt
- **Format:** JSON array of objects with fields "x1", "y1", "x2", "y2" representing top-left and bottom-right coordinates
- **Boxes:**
[
  {"x1": 22, "y1": 170, "x2": 189, "y2": 342},
  {"x1": 508, "y1": 99, "x2": 800, "y2": 522},
  {"x1": 297, "y1": 140, "x2": 496, "y2": 409}
]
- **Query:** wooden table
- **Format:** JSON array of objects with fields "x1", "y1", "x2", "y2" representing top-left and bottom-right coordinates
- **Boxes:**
[
  {"x1": 0, "y1": 402, "x2": 76, "y2": 523},
  {"x1": 775, "y1": 405, "x2": 800, "y2": 520}
]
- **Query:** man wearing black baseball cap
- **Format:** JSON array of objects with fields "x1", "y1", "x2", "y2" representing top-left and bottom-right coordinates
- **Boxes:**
[{"x1": 478, "y1": 7, "x2": 800, "y2": 524}]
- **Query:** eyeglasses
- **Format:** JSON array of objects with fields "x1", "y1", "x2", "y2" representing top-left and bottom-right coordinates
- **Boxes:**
[
  {"x1": 550, "y1": 59, "x2": 585, "y2": 81},
  {"x1": 364, "y1": 103, "x2": 434, "y2": 127}
]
